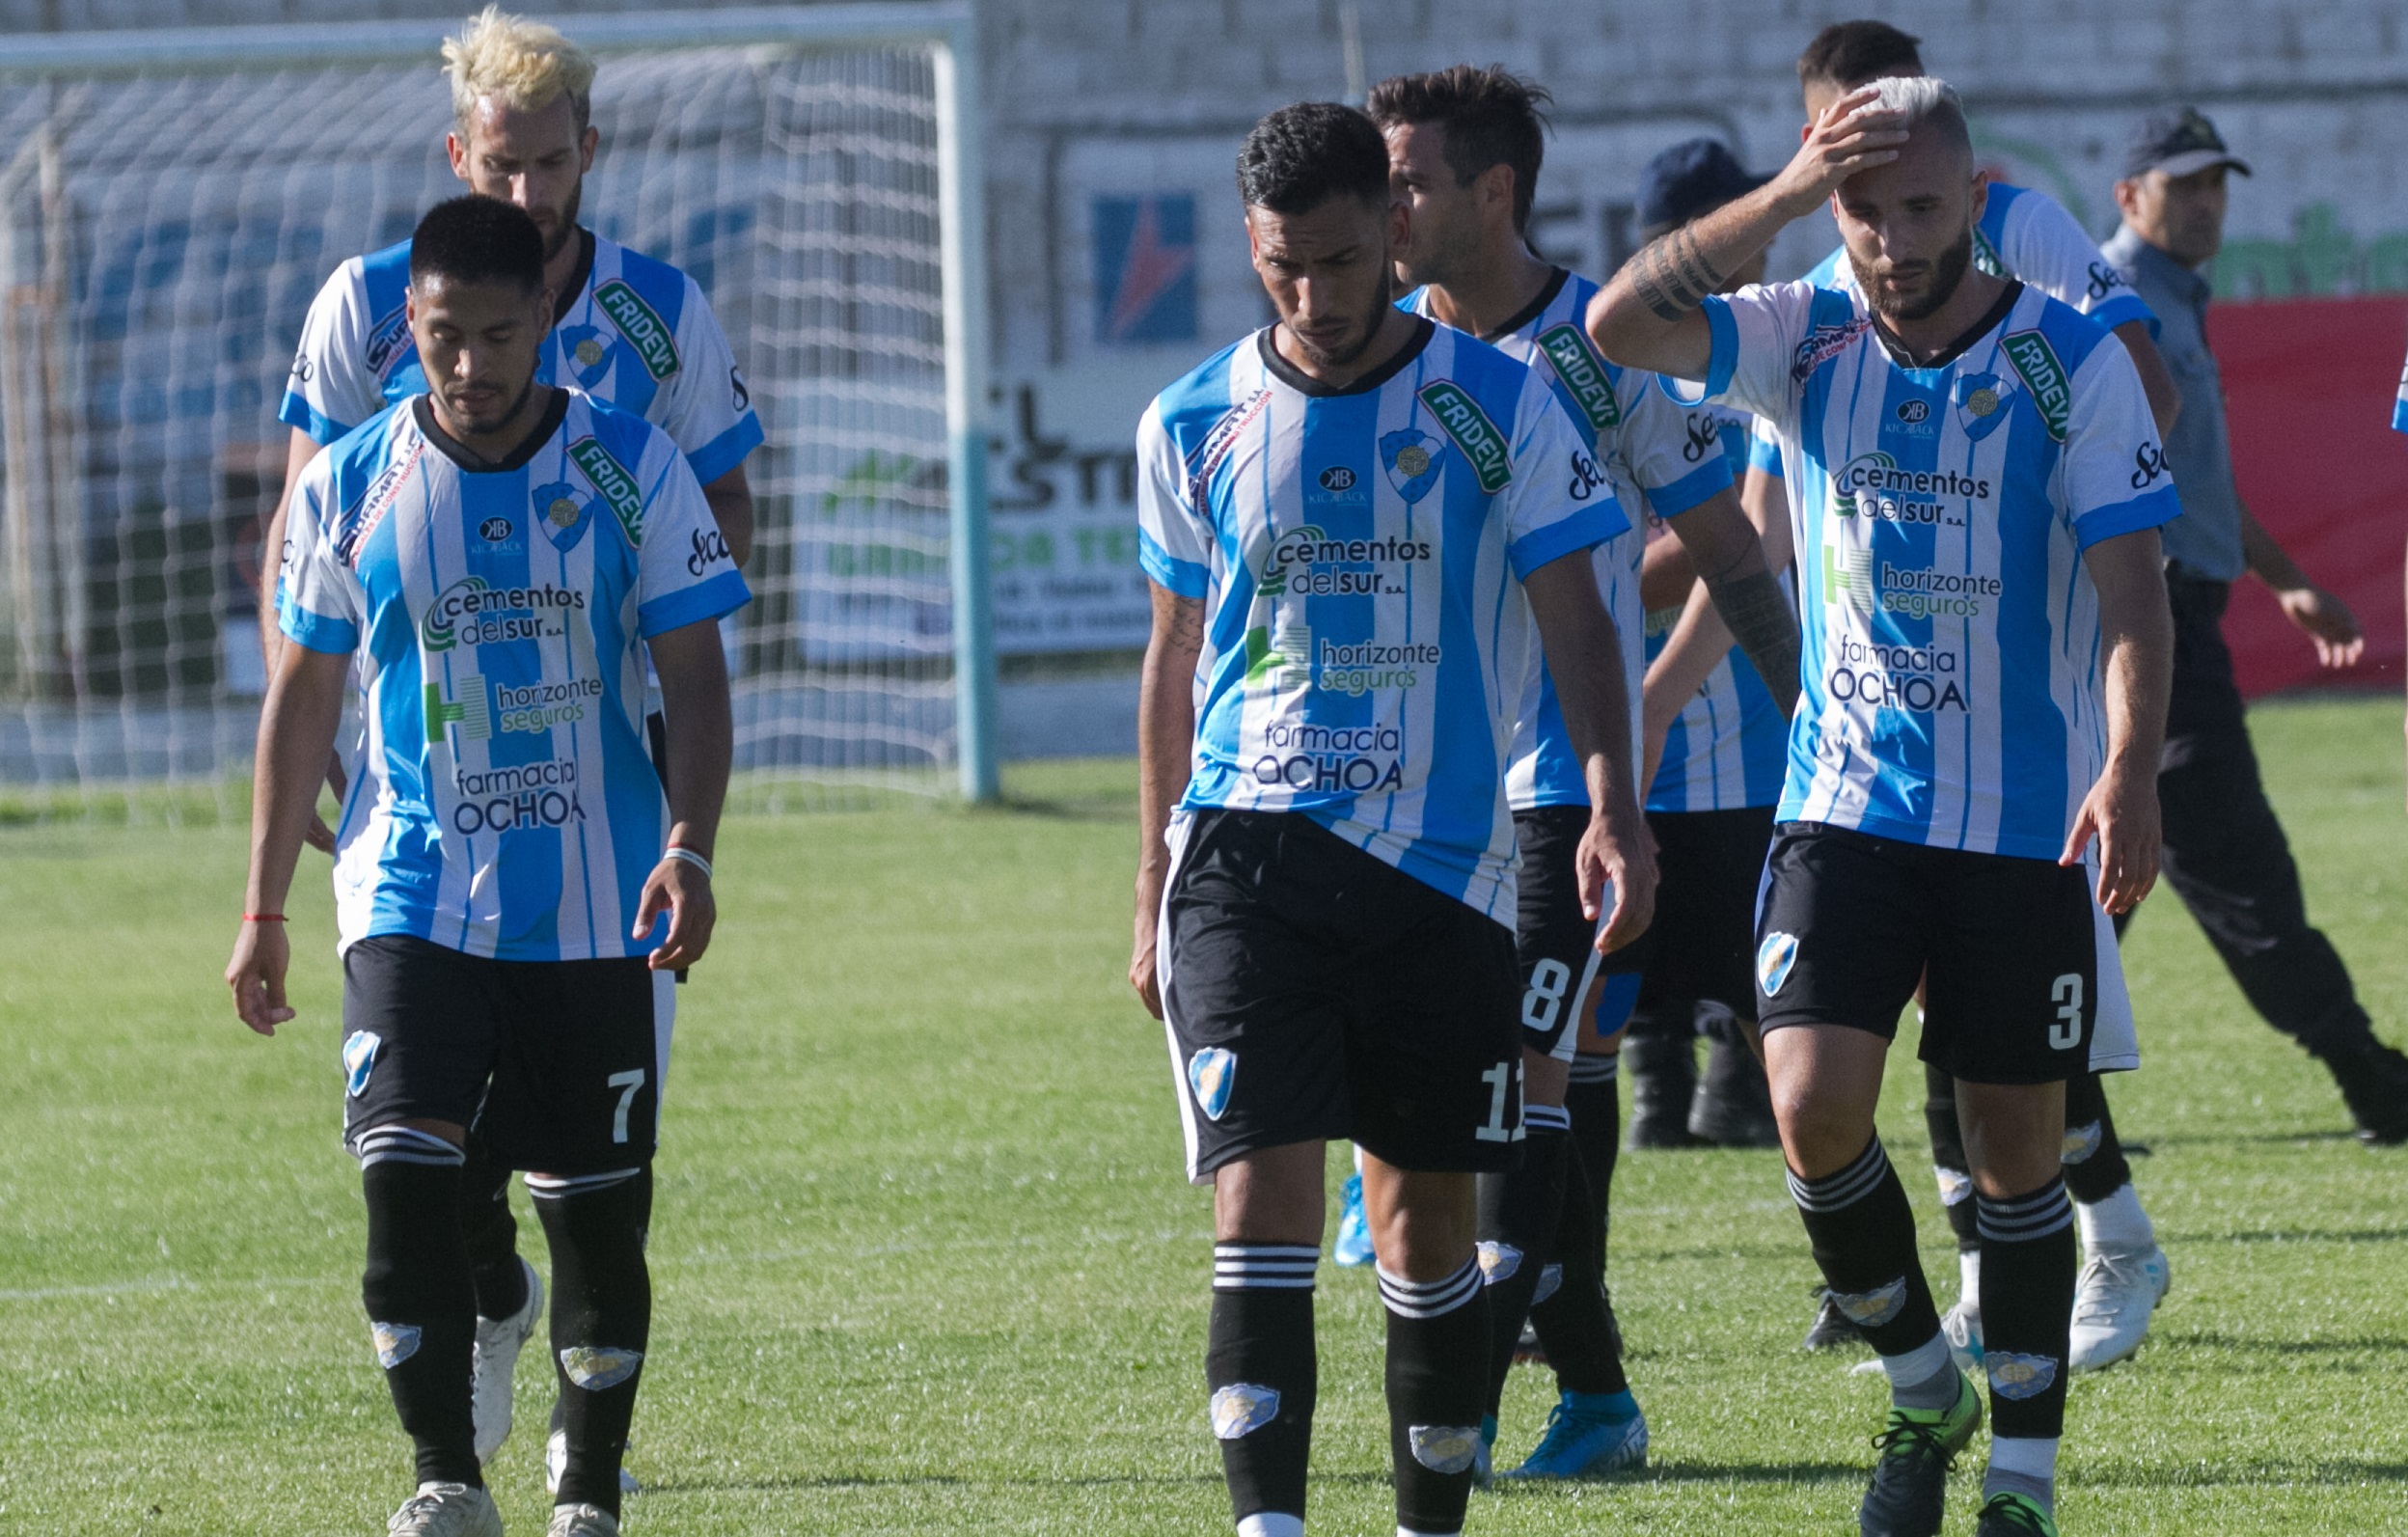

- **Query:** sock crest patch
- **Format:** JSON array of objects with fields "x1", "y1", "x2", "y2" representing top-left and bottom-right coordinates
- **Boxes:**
[
  {"x1": 560, "y1": 1345, "x2": 644, "y2": 1391},
  {"x1": 370, "y1": 1321, "x2": 423, "y2": 1369},
  {"x1": 1211, "y1": 1382, "x2": 1282, "y2": 1440},
  {"x1": 1406, "y1": 1423, "x2": 1483, "y2": 1475}
]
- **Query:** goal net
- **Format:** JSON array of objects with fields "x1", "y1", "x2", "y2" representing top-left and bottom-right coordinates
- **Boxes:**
[{"x1": 0, "y1": 9, "x2": 988, "y2": 816}]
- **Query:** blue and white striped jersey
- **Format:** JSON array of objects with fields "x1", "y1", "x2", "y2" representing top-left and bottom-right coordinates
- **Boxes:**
[
  {"x1": 280, "y1": 231, "x2": 763, "y2": 486},
  {"x1": 1407, "y1": 268, "x2": 1730, "y2": 811},
  {"x1": 1804, "y1": 183, "x2": 2154, "y2": 337},
  {"x1": 1698, "y1": 277, "x2": 2178, "y2": 858},
  {"x1": 1137, "y1": 317, "x2": 1628, "y2": 920},
  {"x1": 278, "y1": 388, "x2": 751, "y2": 961}
]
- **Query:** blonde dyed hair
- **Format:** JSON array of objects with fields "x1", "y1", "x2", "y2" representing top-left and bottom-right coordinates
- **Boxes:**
[{"x1": 443, "y1": 6, "x2": 596, "y2": 136}]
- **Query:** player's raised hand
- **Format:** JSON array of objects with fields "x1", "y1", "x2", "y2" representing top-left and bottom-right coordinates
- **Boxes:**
[
  {"x1": 1771, "y1": 85, "x2": 1909, "y2": 213},
  {"x1": 226, "y1": 918, "x2": 295, "y2": 1036},
  {"x1": 2064, "y1": 764, "x2": 2162, "y2": 915},
  {"x1": 1579, "y1": 801, "x2": 1659, "y2": 955},
  {"x1": 637, "y1": 853, "x2": 716, "y2": 971}
]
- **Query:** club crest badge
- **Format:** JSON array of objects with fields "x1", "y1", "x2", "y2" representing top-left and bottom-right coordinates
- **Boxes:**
[
  {"x1": 557, "y1": 325, "x2": 616, "y2": 390},
  {"x1": 1210, "y1": 1382, "x2": 1280, "y2": 1440},
  {"x1": 1954, "y1": 372, "x2": 2012, "y2": 442},
  {"x1": 532, "y1": 480, "x2": 595, "y2": 554},
  {"x1": 1756, "y1": 931, "x2": 1800, "y2": 997},
  {"x1": 1988, "y1": 1352, "x2": 2060, "y2": 1401},
  {"x1": 1189, "y1": 1048, "x2": 1237, "y2": 1121},
  {"x1": 342, "y1": 1030, "x2": 381, "y2": 1098},
  {"x1": 1381, "y1": 427, "x2": 1443, "y2": 504}
]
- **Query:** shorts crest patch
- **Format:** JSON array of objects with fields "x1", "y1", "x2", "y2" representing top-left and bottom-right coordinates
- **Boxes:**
[
  {"x1": 1189, "y1": 1047, "x2": 1237, "y2": 1121},
  {"x1": 1409, "y1": 1423, "x2": 1484, "y2": 1475},
  {"x1": 1756, "y1": 931, "x2": 1800, "y2": 997},
  {"x1": 2062, "y1": 1119, "x2": 2104, "y2": 1165},
  {"x1": 560, "y1": 1345, "x2": 645, "y2": 1391},
  {"x1": 1987, "y1": 1352, "x2": 2060, "y2": 1401},
  {"x1": 1476, "y1": 1240, "x2": 1523, "y2": 1284},
  {"x1": 1210, "y1": 1382, "x2": 1280, "y2": 1440},
  {"x1": 342, "y1": 1030, "x2": 382, "y2": 1098},
  {"x1": 370, "y1": 1321, "x2": 421, "y2": 1369},
  {"x1": 1830, "y1": 1276, "x2": 1908, "y2": 1329}
]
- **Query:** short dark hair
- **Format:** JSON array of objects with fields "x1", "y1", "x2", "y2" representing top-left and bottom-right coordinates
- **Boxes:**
[
  {"x1": 1365, "y1": 65, "x2": 1552, "y2": 233},
  {"x1": 1797, "y1": 20, "x2": 1925, "y2": 89},
  {"x1": 409, "y1": 195, "x2": 546, "y2": 292},
  {"x1": 1236, "y1": 101, "x2": 1390, "y2": 216}
]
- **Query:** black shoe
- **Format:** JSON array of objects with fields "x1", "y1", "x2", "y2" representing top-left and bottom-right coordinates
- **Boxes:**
[
  {"x1": 2326, "y1": 1039, "x2": 2408, "y2": 1145},
  {"x1": 1858, "y1": 1372, "x2": 1982, "y2": 1537},
  {"x1": 1803, "y1": 1286, "x2": 1863, "y2": 1351},
  {"x1": 1689, "y1": 1016, "x2": 1782, "y2": 1148},
  {"x1": 1973, "y1": 1492, "x2": 2060, "y2": 1536},
  {"x1": 1625, "y1": 1031, "x2": 1703, "y2": 1149}
]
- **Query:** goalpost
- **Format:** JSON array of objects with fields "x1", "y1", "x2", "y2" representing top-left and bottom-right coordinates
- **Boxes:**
[{"x1": 0, "y1": 2, "x2": 999, "y2": 812}]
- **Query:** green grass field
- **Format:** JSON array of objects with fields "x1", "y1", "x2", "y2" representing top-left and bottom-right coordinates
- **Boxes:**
[{"x1": 5, "y1": 695, "x2": 2407, "y2": 1536}]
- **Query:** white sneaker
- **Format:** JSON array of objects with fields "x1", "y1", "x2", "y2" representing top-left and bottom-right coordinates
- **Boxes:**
[
  {"x1": 1940, "y1": 1297, "x2": 1984, "y2": 1373},
  {"x1": 386, "y1": 1482, "x2": 502, "y2": 1537},
  {"x1": 472, "y1": 1258, "x2": 545, "y2": 1464},
  {"x1": 546, "y1": 1503, "x2": 621, "y2": 1537},
  {"x1": 2069, "y1": 1244, "x2": 2171, "y2": 1371},
  {"x1": 547, "y1": 1427, "x2": 642, "y2": 1498}
]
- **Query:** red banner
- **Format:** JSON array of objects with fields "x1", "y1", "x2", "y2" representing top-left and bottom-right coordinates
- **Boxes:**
[{"x1": 2207, "y1": 295, "x2": 2408, "y2": 698}]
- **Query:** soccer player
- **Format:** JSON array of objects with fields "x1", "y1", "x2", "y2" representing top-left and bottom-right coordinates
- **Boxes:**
[
  {"x1": 226, "y1": 195, "x2": 746, "y2": 1537},
  {"x1": 1785, "y1": 18, "x2": 2184, "y2": 1369},
  {"x1": 1368, "y1": 69, "x2": 1801, "y2": 1481},
  {"x1": 260, "y1": 5, "x2": 763, "y2": 1481},
  {"x1": 2106, "y1": 113, "x2": 2408, "y2": 1142},
  {"x1": 1130, "y1": 101, "x2": 1655, "y2": 1537},
  {"x1": 1591, "y1": 78, "x2": 2177, "y2": 1537}
]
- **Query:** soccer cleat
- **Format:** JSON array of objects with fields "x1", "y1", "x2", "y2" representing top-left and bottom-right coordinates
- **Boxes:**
[
  {"x1": 1857, "y1": 1370, "x2": 1982, "y2": 1537},
  {"x1": 385, "y1": 1483, "x2": 503, "y2": 1537},
  {"x1": 1502, "y1": 1391, "x2": 1648, "y2": 1480},
  {"x1": 546, "y1": 1503, "x2": 621, "y2": 1537},
  {"x1": 1804, "y1": 1287, "x2": 1863, "y2": 1351},
  {"x1": 1973, "y1": 1491, "x2": 2060, "y2": 1536},
  {"x1": 2325, "y1": 1039, "x2": 2408, "y2": 1146},
  {"x1": 2068, "y1": 1245, "x2": 2171, "y2": 1371},
  {"x1": 1333, "y1": 1172, "x2": 1375, "y2": 1268},
  {"x1": 472, "y1": 1257, "x2": 544, "y2": 1464},
  {"x1": 547, "y1": 1427, "x2": 642, "y2": 1498},
  {"x1": 1940, "y1": 1297, "x2": 1984, "y2": 1372}
]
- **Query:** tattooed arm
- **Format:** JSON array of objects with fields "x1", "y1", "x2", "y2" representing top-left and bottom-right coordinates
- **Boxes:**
[{"x1": 1587, "y1": 84, "x2": 1907, "y2": 379}]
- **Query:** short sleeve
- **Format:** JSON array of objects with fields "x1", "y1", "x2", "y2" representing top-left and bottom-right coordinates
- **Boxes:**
[
  {"x1": 1747, "y1": 415, "x2": 1785, "y2": 477},
  {"x1": 1617, "y1": 370, "x2": 1733, "y2": 518},
  {"x1": 276, "y1": 455, "x2": 363, "y2": 654},
  {"x1": 658, "y1": 278, "x2": 765, "y2": 486},
  {"x1": 1502, "y1": 385, "x2": 1629, "y2": 580},
  {"x1": 277, "y1": 263, "x2": 385, "y2": 446},
  {"x1": 2060, "y1": 331, "x2": 2181, "y2": 549},
  {"x1": 1136, "y1": 405, "x2": 1212, "y2": 598},
  {"x1": 1993, "y1": 189, "x2": 2154, "y2": 333},
  {"x1": 634, "y1": 431, "x2": 752, "y2": 636},
  {"x1": 1694, "y1": 281, "x2": 1820, "y2": 425}
]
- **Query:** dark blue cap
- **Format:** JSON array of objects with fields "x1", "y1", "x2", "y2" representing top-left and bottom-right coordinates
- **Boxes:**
[
  {"x1": 1637, "y1": 138, "x2": 1770, "y2": 233},
  {"x1": 2122, "y1": 106, "x2": 2251, "y2": 180}
]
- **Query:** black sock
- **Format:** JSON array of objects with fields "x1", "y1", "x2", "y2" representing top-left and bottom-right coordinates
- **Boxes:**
[
  {"x1": 1529, "y1": 1139, "x2": 1626, "y2": 1394},
  {"x1": 458, "y1": 1139, "x2": 529, "y2": 1322},
  {"x1": 1975, "y1": 1176, "x2": 2077, "y2": 1440},
  {"x1": 1207, "y1": 1243, "x2": 1319, "y2": 1527},
  {"x1": 357, "y1": 1129, "x2": 479, "y2": 1489},
  {"x1": 533, "y1": 1167, "x2": 653, "y2": 1518},
  {"x1": 1922, "y1": 1062, "x2": 1980, "y2": 1252},
  {"x1": 1562, "y1": 1053, "x2": 1620, "y2": 1278},
  {"x1": 1475, "y1": 1111, "x2": 1568, "y2": 1420},
  {"x1": 1379, "y1": 1258, "x2": 1488, "y2": 1536},
  {"x1": 1786, "y1": 1137, "x2": 1941, "y2": 1359},
  {"x1": 2059, "y1": 1073, "x2": 2133, "y2": 1204}
]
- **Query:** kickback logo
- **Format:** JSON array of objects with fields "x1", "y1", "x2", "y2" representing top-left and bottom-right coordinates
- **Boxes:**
[
  {"x1": 568, "y1": 436, "x2": 646, "y2": 548},
  {"x1": 1189, "y1": 1047, "x2": 1237, "y2": 1121},
  {"x1": 592, "y1": 280, "x2": 680, "y2": 381},
  {"x1": 1756, "y1": 931, "x2": 1799, "y2": 996},
  {"x1": 2001, "y1": 330, "x2": 2072, "y2": 442},
  {"x1": 1417, "y1": 380, "x2": 1513, "y2": 494},
  {"x1": 1536, "y1": 324, "x2": 1622, "y2": 435},
  {"x1": 424, "y1": 673, "x2": 492, "y2": 745},
  {"x1": 1211, "y1": 1383, "x2": 1280, "y2": 1440}
]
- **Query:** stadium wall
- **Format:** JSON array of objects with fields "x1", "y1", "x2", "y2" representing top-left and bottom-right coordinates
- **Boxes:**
[{"x1": 2, "y1": 0, "x2": 2402, "y2": 751}]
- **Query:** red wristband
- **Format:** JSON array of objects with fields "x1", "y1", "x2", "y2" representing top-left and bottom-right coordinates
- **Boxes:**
[{"x1": 244, "y1": 913, "x2": 287, "y2": 923}]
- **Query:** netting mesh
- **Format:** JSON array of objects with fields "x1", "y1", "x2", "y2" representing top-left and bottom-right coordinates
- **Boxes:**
[{"x1": 0, "y1": 42, "x2": 955, "y2": 815}]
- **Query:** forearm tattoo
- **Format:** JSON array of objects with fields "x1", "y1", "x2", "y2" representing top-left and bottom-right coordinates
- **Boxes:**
[
  {"x1": 1629, "y1": 226, "x2": 1728, "y2": 322},
  {"x1": 1703, "y1": 568, "x2": 1801, "y2": 713}
]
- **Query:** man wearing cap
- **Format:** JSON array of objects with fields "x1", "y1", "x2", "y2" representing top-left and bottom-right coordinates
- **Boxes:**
[
  {"x1": 2104, "y1": 109, "x2": 2408, "y2": 1154},
  {"x1": 1620, "y1": 138, "x2": 1796, "y2": 1155}
]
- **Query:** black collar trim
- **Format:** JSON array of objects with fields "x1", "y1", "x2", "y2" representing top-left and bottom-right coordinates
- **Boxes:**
[
  {"x1": 1873, "y1": 279, "x2": 2025, "y2": 371},
  {"x1": 1487, "y1": 265, "x2": 1570, "y2": 343},
  {"x1": 413, "y1": 387, "x2": 569, "y2": 475},
  {"x1": 553, "y1": 228, "x2": 596, "y2": 327},
  {"x1": 1256, "y1": 315, "x2": 1435, "y2": 398}
]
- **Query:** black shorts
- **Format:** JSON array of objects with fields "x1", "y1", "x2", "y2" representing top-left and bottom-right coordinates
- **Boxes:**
[
  {"x1": 1752, "y1": 822, "x2": 2138, "y2": 1084},
  {"x1": 341, "y1": 934, "x2": 675, "y2": 1174},
  {"x1": 1159, "y1": 809, "x2": 1525, "y2": 1184},
  {"x1": 1513, "y1": 807, "x2": 1654, "y2": 1060},
  {"x1": 1635, "y1": 803, "x2": 1777, "y2": 1020}
]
